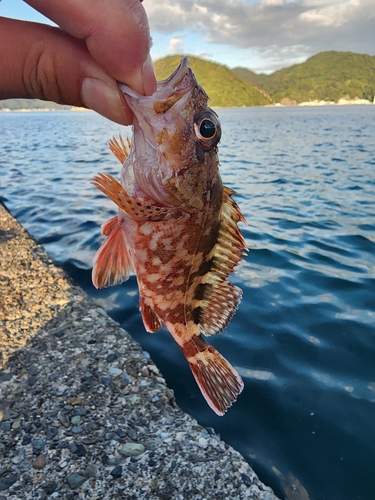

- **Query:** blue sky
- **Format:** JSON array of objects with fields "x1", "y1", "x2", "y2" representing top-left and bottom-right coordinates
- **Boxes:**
[{"x1": 1, "y1": 0, "x2": 374, "y2": 73}]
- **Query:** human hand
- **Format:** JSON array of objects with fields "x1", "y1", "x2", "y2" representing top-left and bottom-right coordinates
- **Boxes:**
[{"x1": 0, "y1": 0, "x2": 157, "y2": 125}]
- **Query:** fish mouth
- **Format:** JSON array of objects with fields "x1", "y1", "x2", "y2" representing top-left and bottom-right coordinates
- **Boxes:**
[
  {"x1": 117, "y1": 57, "x2": 197, "y2": 208},
  {"x1": 118, "y1": 56, "x2": 194, "y2": 113},
  {"x1": 157, "y1": 56, "x2": 189, "y2": 89}
]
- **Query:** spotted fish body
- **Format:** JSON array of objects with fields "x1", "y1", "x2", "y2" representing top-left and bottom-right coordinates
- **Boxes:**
[{"x1": 92, "y1": 58, "x2": 247, "y2": 415}]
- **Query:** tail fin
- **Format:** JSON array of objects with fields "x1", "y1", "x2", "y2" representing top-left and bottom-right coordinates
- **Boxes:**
[{"x1": 183, "y1": 336, "x2": 244, "y2": 416}]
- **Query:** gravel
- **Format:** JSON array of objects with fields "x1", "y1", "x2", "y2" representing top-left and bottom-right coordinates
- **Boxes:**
[{"x1": 0, "y1": 202, "x2": 280, "y2": 500}]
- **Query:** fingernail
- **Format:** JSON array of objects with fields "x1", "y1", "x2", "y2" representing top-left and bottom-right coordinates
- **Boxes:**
[
  {"x1": 142, "y1": 54, "x2": 157, "y2": 95},
  {"x1": 81, "y1": 77, "x2": 133, "y2": 125}
]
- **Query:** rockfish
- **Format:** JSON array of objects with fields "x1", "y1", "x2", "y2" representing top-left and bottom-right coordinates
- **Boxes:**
[{"x1": 92, "y1": 57, "x2": 247, "y2": 415}]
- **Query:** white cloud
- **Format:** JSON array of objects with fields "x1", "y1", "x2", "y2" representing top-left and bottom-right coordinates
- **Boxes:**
[
  {"x1": 144, "y1": 0, "x2": 375, "y2": 71},
  {"x1": 168, "y1": 36, "x2": 184, "y2": 54}
]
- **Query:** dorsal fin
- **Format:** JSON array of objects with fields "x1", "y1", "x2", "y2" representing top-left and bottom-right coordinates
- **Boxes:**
[
  {"x1": 109, "y1": 135, "x2": 131, "y2": 164},
  {"x1": 198, "y1": 186, "x2": 248, "y2": 336}
]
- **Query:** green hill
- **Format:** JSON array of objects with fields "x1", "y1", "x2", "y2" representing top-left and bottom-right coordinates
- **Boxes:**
[
  {"x1": 234, "y1": 51, "x2": 375, "y2": 103},
  {"x1": 3, "y1": 52, "x2": 374, "y2": 110},
  {"x1": 154, "y1": 55, "x2": 272, "y2": 107}
]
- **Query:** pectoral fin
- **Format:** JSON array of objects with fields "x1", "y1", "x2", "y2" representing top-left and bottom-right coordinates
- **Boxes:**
[
  {"x1": 92, "y1": 216, "x2": 132, "y2": 288},
  {"x1": 92, "y1": 173, "x2": 174, "y2": 221}
]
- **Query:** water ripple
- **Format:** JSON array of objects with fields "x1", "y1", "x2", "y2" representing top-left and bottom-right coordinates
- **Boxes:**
[{"x1": 1, "y1": 106, "x2": 375, "y2": 500}]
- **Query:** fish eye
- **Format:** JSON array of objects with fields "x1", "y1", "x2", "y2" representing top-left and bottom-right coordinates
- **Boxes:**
[
  {"x1": 194, "y1": 109, "x2": 221, "y2": 150},
  {"x1": 199, "y1": 119, "x2": 216, "y2": 139}
]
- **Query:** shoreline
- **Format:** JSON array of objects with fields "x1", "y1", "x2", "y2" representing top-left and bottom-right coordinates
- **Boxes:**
[
  {"x1": 0, "y1": 100, "x2": 374, "y2": 113},
  {"x1": 0, "y1": 202, "x2": 279, "y2": 499}
]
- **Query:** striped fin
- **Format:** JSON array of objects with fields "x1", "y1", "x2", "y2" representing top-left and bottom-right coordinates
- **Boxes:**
[
  {"x1": 101, "y1": 215, "x2": 118, "y2": 236},
  {"x1": 92, "y1": 173, "x2": 173, "y2": 221},
  {"x1": 139, "y1": 296, "x2": 162, "y2": 333},
  {"x1": 109, "y1": 135, "x2": 131, "y2": 164},
  {"x1": 183, "y1": 334, "x2": 243, "y2": 416},
  {"x1": 92, "y1": 217, "x2": 132, "y2": 288},
  {"x1": 199, "y1": 186, "x2": 248, "y2": 336}
]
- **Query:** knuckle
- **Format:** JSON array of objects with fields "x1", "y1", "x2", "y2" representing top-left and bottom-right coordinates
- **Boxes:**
[{"x1": 23, "y1": 42, "x2": 62, "y2": 103}]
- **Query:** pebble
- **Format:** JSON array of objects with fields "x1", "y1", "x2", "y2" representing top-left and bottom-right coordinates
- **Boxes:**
[
  {"x1": 198, "y1": 437, "x2": 208, "y2": 448},
  {"x1": 71, "y1": 426, "x2": 82, "y2": 434},
  {"x1": 11, "y1": 449, "x2": 25, "y2": 464},
  {"x1": 58, "y1": 412, "x2": 69, "y2": 428},
  {"x1": 101, "y1": 376, "x2": 111, "y2": 387},
  {"x1": 12, "y1": 420, "x2": 21, "y2": 430},
  {"x1": 127, "y1": 428, "x2": 137, "y2": 440},
  {"x1": 83, "y1": 464, "x2": 98, "y2": 478},
  {"x1": 74, "y1": 444, "x2": 87, "y2": 457},
  {"x1": 70, "y1": 416, "x2": 81, "y2": 425},
  {"x1": 110, "y1": 466, "x2": 122, "y2": 479},
  {"x1": 43, "y1": 482, "x2": 58, "y2": 495},
  {"x1": 242, "y1": 473, "x2": 253, "y2": 487},
  {"x1": 66, "y1": 473, "x2": 87, "y2": 490},
  {"x1": 32, "y1": 439, "x2": 45, "y2": 452},
  {"x1": 108, "y1": 457, "x2": 122, "y2": 466},
  {"x1": 66, "y1": 397, "x2": 85, "y2": 406},
  {"x1": 148, "y1": 365, "x2": 159, "y2": 375},
  {"x1": 0, "y1": 474, "x2": 19, "y2": 491},
  {"x1": 116, "y1": 428, "x2": 127, "y2": 438},
  {"x1": 55, "y1": 385, "x2": 68, "y2": 396},
  {"x1": 108, "y1": 367, "x2": 122, "y2": 378},
  {"x1": 32, "y1": 454, "x2": 47, "y2": 470},
  {"x1": 119, "y1": 443, "x2": 145, "y2": 457},
  {"x1": 46, "y1": 427, "x2": 58, "y2": 440}
]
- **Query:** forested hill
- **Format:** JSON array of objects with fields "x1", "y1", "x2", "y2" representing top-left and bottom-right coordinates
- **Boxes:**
[
  {"x1": 2, "y1": 51, "x2": 374, "y2": 110},
  {"x1": 154, "y1": 55, "x2": 272, "y2": 107},
  {"x1": 233, "y1": 51, "x2": 375, "y2": 103}
]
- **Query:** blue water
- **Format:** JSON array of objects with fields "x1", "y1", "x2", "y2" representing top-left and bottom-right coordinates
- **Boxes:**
[{"x1": 1, "y1": 106, "x2": 375, "y2": 500}]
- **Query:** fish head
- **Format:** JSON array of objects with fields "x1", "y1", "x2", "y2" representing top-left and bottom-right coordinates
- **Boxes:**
[{"x1": 118, "y1": 57, "x2": 222, "y2": 211}]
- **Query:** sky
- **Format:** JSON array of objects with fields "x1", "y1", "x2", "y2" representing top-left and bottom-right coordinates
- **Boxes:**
[{"x1": 1, "y1": 0, "x2": 374, "y2": 73}]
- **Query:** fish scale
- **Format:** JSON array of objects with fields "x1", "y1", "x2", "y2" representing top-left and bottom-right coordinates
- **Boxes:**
[{"x1": 92, "y1": 57, "x2": 247, "y2": 415}]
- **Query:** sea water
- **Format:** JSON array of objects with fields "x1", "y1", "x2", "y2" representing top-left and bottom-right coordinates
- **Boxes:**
[{"x1": 1, "y1": 105, "x2": 375, "y2": 500}]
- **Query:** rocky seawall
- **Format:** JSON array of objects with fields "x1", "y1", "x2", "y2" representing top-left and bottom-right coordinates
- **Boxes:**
[{"x1": 0, "y1": 202, "x2": 279, "y2": 500}]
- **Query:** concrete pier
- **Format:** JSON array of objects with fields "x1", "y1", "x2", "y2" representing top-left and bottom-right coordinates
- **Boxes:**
[{"x1": 0, "y1": 202, "x2": 279, "y2": 500}]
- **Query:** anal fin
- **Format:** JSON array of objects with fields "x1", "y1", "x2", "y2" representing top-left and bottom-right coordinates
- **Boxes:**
[
  {"x1": 92, "y1": 216, "x2": 131, "y2": 288},
  {"x1": 183, "y1": 335, "x2": 244, "y2": 416},
  {"x1": 139, "y1": 296, "x2": 162, "y2": 333}
]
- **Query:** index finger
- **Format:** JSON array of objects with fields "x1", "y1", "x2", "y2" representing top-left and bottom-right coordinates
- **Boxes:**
[{"x1": 25, "y1": 0, "x2": 156, "y2": 95}]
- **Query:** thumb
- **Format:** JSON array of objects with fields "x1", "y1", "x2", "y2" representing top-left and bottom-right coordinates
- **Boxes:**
[{"x1": 0, "y1": 18, "x2": 133, "y2": 125}]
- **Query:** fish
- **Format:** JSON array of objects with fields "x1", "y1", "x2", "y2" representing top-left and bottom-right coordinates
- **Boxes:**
[{"x1": 91, "y1": 57, "x2": 247, "y2": 415}]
